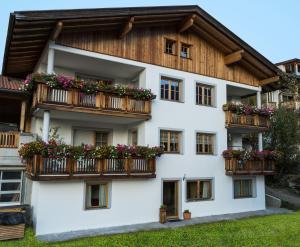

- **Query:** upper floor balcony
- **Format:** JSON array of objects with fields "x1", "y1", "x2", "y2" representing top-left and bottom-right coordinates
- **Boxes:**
[
  {"x1": 26, "y1": 74, "x2": 154, "y2": 121},
  {"x1": 280, "y1": 100, "x2": 300, "y2": 110},
  {"x1": 223, "y1": 104, "x2": 271, "y2": 131},
  {"x1": 222, "y1": 149, "x2": 277, "y2": 176}
]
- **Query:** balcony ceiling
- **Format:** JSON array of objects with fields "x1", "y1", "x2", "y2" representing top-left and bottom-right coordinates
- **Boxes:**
[
  {"x1": 2, "y1": 5, "x2": 279, "y2": 86},
  {"x1": 49, "y1": 50, "x2": 144, "y2": 80}
]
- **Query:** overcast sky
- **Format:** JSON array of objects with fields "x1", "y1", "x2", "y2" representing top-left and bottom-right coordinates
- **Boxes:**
[{"x1": 0, "y1": 0, "x2": 299, "y2": 73}]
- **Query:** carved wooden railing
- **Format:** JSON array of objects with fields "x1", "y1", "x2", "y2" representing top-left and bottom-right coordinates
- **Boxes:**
[
  {"x1": 26, "y1": 155, "x2": 156, "y2": 180},
  {"x1": 224, "y1": 111, "x2": 270, "y2": 129},
  {"x1": 224, "y1": 158, "x2": 275, "y2": 175},
  {"x1": 0, "y1": 132, "x2": 19, "y2": 148},
  {"x1": 32, "y1": 84, "x2": 151, "y2": 116}
]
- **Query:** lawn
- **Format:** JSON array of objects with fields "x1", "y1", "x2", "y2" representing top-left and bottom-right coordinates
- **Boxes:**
[{"x1": 2, "y1": 211, "x2": 300, "y2": 247}]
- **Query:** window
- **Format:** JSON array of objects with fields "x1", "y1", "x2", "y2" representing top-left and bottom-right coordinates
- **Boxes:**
[
  {"x1": 234, "y1": 179, "x2": 253, "y2": 198},
  {"x1": 160, "y1": 130, "x2": 181, "y2": 153},
  {"x1": 86, "y1": 183, "x2": 109, "y2": 209},
  {"x1": 196, "y1": 83, "x2": 214, "y2": 106},
  {"x1": 95, "y1": 132, "x2": 108, "y2": 147},
  {"x1": 128, "y1": 129, "x2": 138, "y2": 146},
  {"x1": 282, "y1": 94, "x2": 293, "y2": 102},
  {"x1": 186, "y1": 179, "x2": 212, "y2": 201},
  {"x1": 181, "y1": 43, "x2": 191, "y2": 59},
  {"x1": 165, "y1": 39, "x2": 176, "y2": 55},
  {"x1": 196, "y1": 133, "x2": 215, "y2": 154},
  {"x1": 160, "y1": 77, "x2": 182, "y2": 102},
  {"x1": 285, "y1": 64, "x2": 295, "y2": 73},
  {"x1": 0, "y1": 171, "x2": 23, "y2": 204}
]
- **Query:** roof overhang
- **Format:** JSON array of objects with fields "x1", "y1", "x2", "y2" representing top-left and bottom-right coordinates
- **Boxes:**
[{"x1": 2, "y1": 5, "x2": 279, "y2": 83}]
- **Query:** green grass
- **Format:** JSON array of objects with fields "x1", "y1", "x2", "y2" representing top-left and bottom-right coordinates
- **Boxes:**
[{"x1": 2, "y1": 211, "x2": 300, "y2": 247}]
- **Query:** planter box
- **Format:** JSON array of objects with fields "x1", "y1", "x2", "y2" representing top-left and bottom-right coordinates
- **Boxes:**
[
  {"x1": 0, "y1": 224, "x2": 25, "y2": 240},
  {"x1": 159, "y1": 208, "x2": 167, "y2": 224},
  {"x1": 183, "y1": 212, "x2": 191, "y2": 220}
]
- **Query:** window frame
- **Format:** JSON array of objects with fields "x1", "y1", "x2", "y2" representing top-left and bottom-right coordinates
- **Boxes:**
[
  {"x1": 0, "y1": 170, "x2": 23, "y2": 205},
  {"x1": 180, "y1": 43, "x2": 192, "y2": 59},
  {"x1": 128, "y1": 129, "x2": 138, "y2": 146},
  {"x1": 164, "y1": 38, "x2": 177, "y2": 55},
  {"x1": 196, "y1": 132, "x2": 215, "y2": 155},
  {"x1": 195, "y1": 82, "x2": 215, "y2": 107},
  {"x1": 160, "y1": 76, "x2": 183, "y2": 102},
  {"x1": 85, "y1": 182, "x2": 110, "y2": 210},
  {"x1": 186, "y1": 179, "x2": 213, "y2": 202},
  {"x1": 94, "y1": 131, "x2": 109, "y2": 148},
  {"x1": 160, "y1": 129, "x2": 182, "y2": 154},
  {"x1": 233, "y1": 178, "x2": 254, "y2": 199}
]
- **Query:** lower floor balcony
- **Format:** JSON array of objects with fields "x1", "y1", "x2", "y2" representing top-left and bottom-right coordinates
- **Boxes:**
[
  {"x1": 26, "y1": 155, "x2": 156, "y2": 181},
  {"x1": 225, "y1": 158, "x2": 275, "y2": 176}
]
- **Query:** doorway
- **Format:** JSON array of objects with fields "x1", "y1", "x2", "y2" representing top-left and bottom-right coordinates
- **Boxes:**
[{"x1": 163, "y1": 180, "x2": 179, "y2": 219}]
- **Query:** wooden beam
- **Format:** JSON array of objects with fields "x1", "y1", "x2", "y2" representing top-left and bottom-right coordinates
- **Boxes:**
[
  {"x1": 224, "y1": 50, "x2": 244, "y2": 65},
  {"x1": 50, "y1": 21, "x2": 63, "y2": 41},
  {"x1": 119, "y1": 17, "x2": 134, "y2": 39},
  {"x1": 20, "y1": 101, "x2": 27, "y2": 133},
  {"x1": 259, "y1": 76, "x2": 280, "y2": 86},
  {"x1": 178, "y1": 14, "x2": 196, "y2": 33}
]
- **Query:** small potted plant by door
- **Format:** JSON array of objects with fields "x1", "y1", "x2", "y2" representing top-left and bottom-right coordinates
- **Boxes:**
[
  {"x1": 159, "y1": 205, "x2": 167, "y2": 224},
  {"x1": 183, "y1": 209, "x2": 191, "y2": 220}
]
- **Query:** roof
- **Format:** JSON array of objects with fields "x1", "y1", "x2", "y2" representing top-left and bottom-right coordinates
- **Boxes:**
[
  {"x1": 2, "y1": 5, "x2": 279, "y2": 81},
  {"x1": 275, "y1": 58, "x2": 300, "y2": 66},
  {"x1": 0, "y1": 75, "x2": 22, "y2": 92}
]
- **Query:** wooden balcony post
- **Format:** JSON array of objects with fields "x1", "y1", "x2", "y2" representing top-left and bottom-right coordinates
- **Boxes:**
[
  {"x1": 96, "y1": 93, "x2": 101, "y2": 109},
  {"x1": 151, "y1": 159, "x2": 156, "y2": 175},
  {"x1": 96, "y1": 159, "x2": 103, "y2": 175},
  {"x1": 41, "y1": 84, "x2": 48, "y2": 102},
  {"x1": 67, "y1": 90, "x2": 73, "y2": 105},
  {"x1": 125, "y1": 158, "x2": 131, "y2": 175},
  {"x1": 124, "y1": 96, "x2": 128, "y2": 111},
  {"x1": 19, "y1": 101, "x2": 27, "y2": 133},
  {"x1": 33, "y1": 155, "x2": 39, "y2": 177}
]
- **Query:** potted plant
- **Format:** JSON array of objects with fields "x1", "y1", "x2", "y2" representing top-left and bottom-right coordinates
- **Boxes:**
[
  {"x1": 159, "y1": 205, "x2": 167, "y2": 224},
  {"x1": 183, "y1": 209, "x2": 191, "y2": 220}
]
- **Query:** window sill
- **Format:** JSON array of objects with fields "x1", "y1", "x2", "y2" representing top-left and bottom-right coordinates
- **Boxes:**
[
  {"x1": 196, "y1": 153, "x2": 215, "y2": 156},
  {"x1": 186, "y1": 198, "x2": 214, "y2": 202},
  {"x1": 234, "y1": 196, "x2": 254, "y2": 200},
  {"x1": 160, "y1": 98, "x2": 184, "y2": 103},
  {"x1": 85, "y1": 206, "x2": 109, "y2": 210},
  {"x1": 180, "y1": 56, "x2": 192, "y2": 60},
  {"x1": 195, "y1": 104, "x2": 216, "y2": 108},
  {"x1": 164, "y1": 152, "x2": 182, "y2": 155},
  {"x1": 164, "y1": 52, "x2": 177, "y2": 57}
]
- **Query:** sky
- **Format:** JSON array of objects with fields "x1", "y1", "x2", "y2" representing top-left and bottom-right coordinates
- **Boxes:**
[{"x1": 0, "y1": 0, "x2": 299, "y2": 73}]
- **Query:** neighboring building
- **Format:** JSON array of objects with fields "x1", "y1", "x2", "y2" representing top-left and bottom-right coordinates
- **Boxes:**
[
  {"x1": 0, "y1": 6, "x2": 280, "y2": 236},
  {"x1": 262, "y1": 58, "x2": 300, "y2": 109}
]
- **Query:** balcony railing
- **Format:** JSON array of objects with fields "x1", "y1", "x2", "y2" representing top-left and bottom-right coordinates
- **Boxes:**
[
  {"x1": 0, "y1": 132, "x2": 19, "y2": 148},
  {"x1": 225, "y1": 158, "x2": 275, "y2": 175},
  {"x1": 280, "y1": 100, "x2": 300, "y2": 110},
  {"x1": 224, "y1": 111, "x2": 270, "y2": 130},
  {"x1": 32, "y1": 84, "x2": 151, "y2": 119},
  {"x1": 26, "y1": 155, "x2": 156, "y2": 180}
]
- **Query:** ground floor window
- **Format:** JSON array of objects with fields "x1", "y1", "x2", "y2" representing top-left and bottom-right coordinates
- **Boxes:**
[
  {"x1": 0, "y1": 170, "x2": 23, "y2": 204},
  {"x1": 186, "y1": 179, "x2": 213, "y2": 201},
  {"x1": 234, "y1": 179, "x2": 253, "y2": 198},
  {"x1": 85, "y1": 183, "x2": 109, "y2": 209}
]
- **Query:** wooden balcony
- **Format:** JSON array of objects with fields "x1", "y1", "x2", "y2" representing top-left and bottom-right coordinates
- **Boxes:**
[
  {"x1": 280, "y1": 100, "x2": 300, "y2": 110},
  {"x1": 0, "y1": 132, "x2": 19, "y2": 148},
  {"x1": 225, "y1": 158, "x2": 275, "y2": 175},
  {"x1": 26, "y1": 155, "x2": 156, "y2": 180},
  {"x1": 32, "y1": 84, "x2": 152, "y2": 120},
  {"x1": 224, "y1": 111, "x2": 270, "y2": 131}
]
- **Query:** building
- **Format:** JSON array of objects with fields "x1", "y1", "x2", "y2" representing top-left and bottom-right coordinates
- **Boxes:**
[
  {"x1": 262, "y1": 58, "x2": 300, "y2": 109},
  {"x1": 0, "y1": 6, "x2": 280, "y2": 236}
]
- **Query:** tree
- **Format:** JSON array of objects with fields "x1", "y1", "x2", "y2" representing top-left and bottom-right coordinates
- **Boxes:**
[{"x1": 264, "y1": 107, "x2": 300, "y2": 178}]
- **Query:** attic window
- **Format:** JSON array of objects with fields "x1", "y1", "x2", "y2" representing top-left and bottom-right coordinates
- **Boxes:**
[
  {"x1": 181, "y1": 43, "x2": 191, "y2": 59},
  {"x1": 165, "y1": 39, "x2": 176, "y2": 55}
]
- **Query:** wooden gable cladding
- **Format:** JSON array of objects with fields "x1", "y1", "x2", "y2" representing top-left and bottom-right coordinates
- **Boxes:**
[{"x1": 57, "y1": 27, "x2": 260, "y2": 86}]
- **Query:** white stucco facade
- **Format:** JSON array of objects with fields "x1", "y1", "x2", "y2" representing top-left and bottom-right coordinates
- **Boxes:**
[{"x1": 29, "y1": 44, "x2": 266, "y2": 236}]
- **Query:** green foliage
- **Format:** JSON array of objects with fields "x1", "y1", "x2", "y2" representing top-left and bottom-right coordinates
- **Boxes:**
[
  {"x1": 264, "y1": 107, "x2": 300, "y2": 177},
  {"x1": 2, "y1": 212, "x2": 300, "y2": 247}
]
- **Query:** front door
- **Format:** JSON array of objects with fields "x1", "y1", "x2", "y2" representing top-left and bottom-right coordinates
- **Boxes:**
[{"x1": 163, "y1": 181, "x2": 179, "y2": 219}]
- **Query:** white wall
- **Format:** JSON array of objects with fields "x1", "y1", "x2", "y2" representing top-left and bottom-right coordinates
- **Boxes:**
[{"x1": 30, "y1": 46, "x2": 266, "y2": 236}]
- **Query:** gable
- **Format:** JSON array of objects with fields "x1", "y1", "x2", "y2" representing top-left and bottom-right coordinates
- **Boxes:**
[{"x1": 57, "y1": 26, "x2": 260, "y2": 86}]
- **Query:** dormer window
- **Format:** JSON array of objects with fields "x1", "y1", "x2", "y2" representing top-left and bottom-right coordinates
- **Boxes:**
[
  {"x1": 165, "y1": 39, "x2": 176, "y2": 55},
  {"x1": 181, "y1": 43, "x2": 191, "y2": 59}
]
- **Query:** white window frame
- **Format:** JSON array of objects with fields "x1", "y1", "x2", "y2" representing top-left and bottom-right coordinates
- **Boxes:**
[
  {"x1": 233, "y1": 177, "x2": 256, "y2": 199},
  {"x1": 195, "y1": 82, "x2": 216, "y2": 107},
  {"x1": 0, "y1": 170, "x2": 23, "y2": 206}
]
